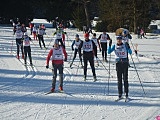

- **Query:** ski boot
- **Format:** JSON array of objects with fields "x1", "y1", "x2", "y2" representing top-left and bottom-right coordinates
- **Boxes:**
[
  {"x1": 84, "y1": 75, "x2": 86, "y2": 81},
  {"x1": 93, "y1": 76, "x2": 97, "y2": 82}
]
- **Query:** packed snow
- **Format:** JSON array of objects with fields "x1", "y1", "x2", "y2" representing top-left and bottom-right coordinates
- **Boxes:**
[{"x1": 0, "y1": 25, "x2": 160, "y2": 120}]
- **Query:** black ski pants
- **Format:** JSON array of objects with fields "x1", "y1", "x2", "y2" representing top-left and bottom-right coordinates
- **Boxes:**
[
  {"x1": 100, "y1": 42, "x2": 107, "y2": 60},
  {"x1": 38, "y1": 35, "x2": 46, "y2": 48},
  {"x1": 116, "y1": 62, "x2": 129, "y2": 97},
  {"x1": 72, "y1": 48, "x2": 82, "y2": 63},
  {"x1": 24, "y1": 46, "x2": 32, "y2": 64},
  {"x1": 83, "y1": 52, "x2": 96, "y2": 77}
]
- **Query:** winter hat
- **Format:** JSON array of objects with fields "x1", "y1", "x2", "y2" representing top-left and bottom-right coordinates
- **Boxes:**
[
  {"x1": 75, "y1": 34, "x2": 79, "y2": 38},
  {"x1": 84, "y1": 33, "x2": 89, "y2": 38},
  {"x1": 93, "y1": 33, "x2": 96, "y2": 36},
  {"x1": 54, "y1": 39, "x2": 59, "y2": 45}
]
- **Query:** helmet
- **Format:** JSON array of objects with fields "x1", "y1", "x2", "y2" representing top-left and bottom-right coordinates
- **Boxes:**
[
  {"x1": 75, "y1": 34, "x2": 79, "y2": 38},
  {"x1": 84, "y1": 33, "x2": 89, "y2": 38}
]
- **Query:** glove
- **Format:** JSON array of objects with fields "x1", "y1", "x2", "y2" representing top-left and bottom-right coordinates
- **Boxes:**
[
  {"x1": 64, "y1": 58, "x2": 67, "y2": 61},
  {"x1": 99, "y1": 48, "x2": 101, "y2": 52},
  {"x1": 72, "y1": 47, "x2": 74, "y2": 51},
  {"x1": 125, "y1": 42, "x2": 130, "y2": 49},
  {"x1": 109, "y1": 40, "x2": 112, "y2": 46},
  {"x1": 46, "y1": 65, "x2": 49, "y2": 69}
]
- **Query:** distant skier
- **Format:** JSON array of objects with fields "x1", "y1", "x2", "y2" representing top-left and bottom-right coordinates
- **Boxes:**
[
  {"x1": 21, "y1": 23, "x2": 27, "y2": 33},
  {"x1": 91, "y1": 33, "x2": 101, "y2": 66},
  {"x1": 140, "y1": 28, "x2": 147, "y2": 39},
  {"x1": 53, "y1": 27, "x2": 66, "y2": 48},
  {"x1": 79, "y1": 33, "x2": 97, "y2": 81},
  {"x1": 46, "y1": 39, "x2": 67, "y2": 92},
  {"x1": 70, "y1": 34, "x2": 83, "y2": 68},
  {"x1": 23, "y1": 32, "x2": 33, "y2": 65},
  {"x1": 32, "y1": 25, "x2": 38, "y2": 40},
  {"x1": 37, "y1": 25, "x2": 46, "y2": 49},
  {"x1": 108, "y1": 36, "x2": 132, "y2": 100},
  {"x1": 98, "y1": 31, "x2": 111, "y2": 62},
  {"x1": 15, "y1": 25, "x2": 24, "y2": 59}
]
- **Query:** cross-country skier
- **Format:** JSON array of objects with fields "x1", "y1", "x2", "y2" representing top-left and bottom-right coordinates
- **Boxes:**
[
  {"x1": 91, "y1": 33, "x2": 101, "y2": 66},
  {"x1": 15, "y1": 25, "x2": 24, "y2": 59},
  {"x1": 108, "y1": 36, "x2": 132, "y2": 100},
  {"x1": 46, "y1": 39, "x2": 67, "y2": 92},
  {"x1": 53, "y1": 27, "x2": 66, "y2": 48},
  {"x1": 32, "y1": 25, "x2": 38, "y2": 40},
  {"x1": 37, "y1": 25, "x2": 46, "y2": 49},
  {"x1": 79, "y1": 33, "x2": 97, "y2": 82},
  {"x1": 23, "y1": 32, "x2": 33, "y2": 65},
  {"x1": 98, "y1": 31, "x2": 111, "y2": 62},
  {"x1": 70, "y1": 34, "x2": 83, "y2": 68},
  {"x1": 121, "y1": 29, "x2": 132, "y2": 44}
]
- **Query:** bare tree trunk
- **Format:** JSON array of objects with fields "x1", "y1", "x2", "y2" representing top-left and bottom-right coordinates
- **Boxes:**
[
  {"x1": 133, "y1": 0, "x2": 137, "y2": 34},
  {"x1": 84, "y1": 0, "x2": 90, "y2": 28}
]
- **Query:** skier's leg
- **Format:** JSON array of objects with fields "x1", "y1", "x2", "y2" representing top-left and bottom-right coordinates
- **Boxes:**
[
  {"x1": 83, "y1": 56, "x2": 88, "y2": 78},
  {"x1": 58, "y1": 64, "x2": 64, "y2": 89},
  {"x1": 116, "y1": 62, "x2": 123, "y2": 98},
  {"x1": 78, "y1": 49, "x2": 83, "y2": 66},
  {"x1": 28, "y1": 46, "x2": 32, "y2": 64},
  {"x1": 52, "y1": 64, "x2": 58, "y2": 89},
  {"x1": 89, "y1": 56, "x2": 96, "y2": 77},
  {"x1": 41, "y1": 36, "x2": 46, "y2": 48},
  {"x1": 123, "y1": 62, "x2": 129, "y2": 97},
  {"x1": 38, "y1": 35, "x2": 42, "y2": 48},
  {"x1": 24, "y1": 47, "x2": 27, "y2": 64}
]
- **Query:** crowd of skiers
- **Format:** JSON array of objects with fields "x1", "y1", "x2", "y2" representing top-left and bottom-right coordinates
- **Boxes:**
[{"x1": 12, "y1": 21, "x2": 135, "y2": 100}]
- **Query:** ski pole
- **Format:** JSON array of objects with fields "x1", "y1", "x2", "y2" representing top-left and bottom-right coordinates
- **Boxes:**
[
  {"x1": 130, "y1": 54, "x2": 146, "y2": 95},
  {"x1": 43, "y1": 37, "x2": 53, "y2": 55},
  {"x1": 75, "y1": 60, "x2": 81, "y2": 76},
  {"x1": 130, "y1": 40, "x2": 140, "y2": 62},
  {"x1": 97, "y1": 57, "x2": 113, "y2": 78},
  {"x1": 68, "y1": 50, "x2": 74, "y2": 64},
  {"x1": 107, "y1": 53, "x2": 111, "y2": 94}
]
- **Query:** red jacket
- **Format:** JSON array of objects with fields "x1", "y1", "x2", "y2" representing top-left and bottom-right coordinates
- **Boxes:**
[{"x1": 46, "y1": 46, "x2": 67, "y2": 65}]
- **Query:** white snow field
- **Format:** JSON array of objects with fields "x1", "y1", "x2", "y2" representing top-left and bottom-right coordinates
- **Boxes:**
[{"x1": 0, "y1": 25, "x2": 160, "y2": 120}]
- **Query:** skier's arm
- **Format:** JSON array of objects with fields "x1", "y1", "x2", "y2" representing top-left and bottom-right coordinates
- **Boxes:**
[
  {"x1": 78, "y1": 41, "x2": 83, "y2": 49},
  {"x1": 71, "y1": 40, "x2": 75, "y2": 50},
  {"x1": 128, "y1": 34, "x2": 132, "y2": 39},
  {"x1": 108, "y1": 45, "x2": 115, "y2": 54},
  {"x1": 53, "y1": 31, "x2": 57, "y2": 36},
  {"x1": 29, "y1": 37, "x2": 31, "y2": 40},
  {"x1": 46, "y1": 49, "x2": 53, "y2": 65},
  {"x1": 107, "y1": 34, "x2": 111, "y2": 40}
]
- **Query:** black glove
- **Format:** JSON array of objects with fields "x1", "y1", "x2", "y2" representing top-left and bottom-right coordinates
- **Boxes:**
[
  {"x1": 72, "y1": 48, "x2": 74, "y2": 51},
  {"x1": 109, "y1": 40, "x2": 112, "y2": 46},
  {"x1": 99, "y1": 48, "x2": 101, "y2": 52},
  {"x1": 64, "y1": 58, "x2": 67, "y2": 61},
  {"x1": 125, "y1": 42, "x2": 130, "y2": 49},
  {"x1": 46, "y1": 65, "x2": 49, "y2": 69}
]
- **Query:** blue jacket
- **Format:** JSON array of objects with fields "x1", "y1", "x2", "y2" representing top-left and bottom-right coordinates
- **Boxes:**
[{"x1": 108, "y1": 43, "x2": 132, "y2": 62}]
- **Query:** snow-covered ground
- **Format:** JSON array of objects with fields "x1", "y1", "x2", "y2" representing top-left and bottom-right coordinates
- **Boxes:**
[{"x1": 0, "y1": 26, "x2": 160, "y2": 120}]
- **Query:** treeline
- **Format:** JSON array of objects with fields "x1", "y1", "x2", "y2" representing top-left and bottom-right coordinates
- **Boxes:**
[{"x1": 0, "y1": 0, "x2": 160, "y2": 32}]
